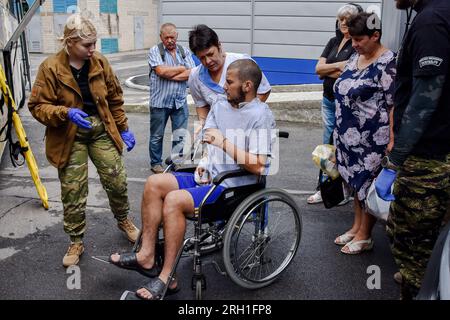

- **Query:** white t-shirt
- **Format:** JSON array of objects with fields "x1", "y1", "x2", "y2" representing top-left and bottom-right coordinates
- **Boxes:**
[
  {"x1": 188, "y1": 52, "x2": 272, "y2": 108},
  {"x1": 203, "y1": 97, "x2": 276, "y2": 188}
]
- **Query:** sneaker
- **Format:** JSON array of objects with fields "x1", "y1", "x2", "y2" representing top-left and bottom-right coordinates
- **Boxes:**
[
  {"x1": 307, "y1": 191, "x2": 322, "y2": 204},
  {"x1": 151, "y1": 164, "x2": 165, "y2": 174},
  {"x1": 117, "y1": 218, "x2": 140, "y2": 243},
  {"x1": 62, "y1": 242, "x2": 84, "y2": 267}
]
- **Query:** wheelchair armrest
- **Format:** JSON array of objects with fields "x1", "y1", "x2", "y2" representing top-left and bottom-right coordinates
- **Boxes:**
[
  {"x1": 212, "y1": 169, "x2": 254, "y2": 185},
  {"x1": 278, "y1": 131, "x2": 289, "y2": 138}
]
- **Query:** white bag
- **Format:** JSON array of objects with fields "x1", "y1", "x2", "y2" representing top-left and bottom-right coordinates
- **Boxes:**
[
  {"x1": 365, "y1": 179, "x2": 391, "y2": 221},
  {"x1": 312, "y1": 144, "x2": 340, "y2": 179}
]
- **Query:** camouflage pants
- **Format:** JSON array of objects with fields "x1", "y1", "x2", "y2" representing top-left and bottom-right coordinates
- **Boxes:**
[
  {"x1": 58, "y1": 115, "x2": 129, "y2": 242},
  {"x1": 386, "y1": 153, "x2": 450, "y2": 297}
]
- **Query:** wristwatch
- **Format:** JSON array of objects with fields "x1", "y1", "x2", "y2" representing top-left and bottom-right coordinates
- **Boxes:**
[{"x1": 381, "y1": 155, "x2": 398, "y2": 170}]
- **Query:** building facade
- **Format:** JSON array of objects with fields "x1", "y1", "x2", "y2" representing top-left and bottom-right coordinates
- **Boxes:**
[
  {"x1": 22, "y1": 0, "x2": 407, "y2": 84},
  {"x1": 26, "y1": 0, "x2": 159, "y2": 54},
  {"x1": 160, "y1": 0, "x2": 405, "y2": 85}
]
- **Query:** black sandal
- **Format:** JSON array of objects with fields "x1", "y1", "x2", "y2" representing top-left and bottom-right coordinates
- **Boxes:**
[
  {"x1": 135, "y1": 277, "x2": 179, "y2": 300},
  {"x1": 109, "y1": 252, "x2": 159, "y2": 278}
]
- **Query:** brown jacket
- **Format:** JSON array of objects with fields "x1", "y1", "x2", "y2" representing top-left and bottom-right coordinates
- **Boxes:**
[{"x1": 28, "y1": 50, "x2": 128, "y2": 168}]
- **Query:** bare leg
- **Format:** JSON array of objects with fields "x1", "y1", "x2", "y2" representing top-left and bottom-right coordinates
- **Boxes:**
[
  {"x1": 352, "y1": 198, "x2": 376, "y2": 241},
  {"x1": 110, "y1": 173, "x2": 179, "y2": 268},
  {"x1": 136, "y1": 189, "x2": 194, "y2": 299},
  {"x1": 349, "y1": 197, "x2": 363, "y2": 234},
  {"x1": 340, "y1": 198, "x2": 377, "y2": 254},
  {"x1": 335, "y1": 197, "x2": 362, "y2": 243},
  {"x1": 159, "y1": 190, "x2": 194, "y2": 282}
]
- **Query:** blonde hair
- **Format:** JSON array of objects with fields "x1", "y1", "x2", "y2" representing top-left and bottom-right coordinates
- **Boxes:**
[{"x1": 60, "y1": 14, "x2": 97, "y2": 53}]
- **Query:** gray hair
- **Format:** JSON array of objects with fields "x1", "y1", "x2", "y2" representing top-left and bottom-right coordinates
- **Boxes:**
[
  {"x1": 337, "y1": 4, "x2": 360, "y2": 20},
  {"x1": 160, "y1": 23, "x2": 177, "y2": 35}
]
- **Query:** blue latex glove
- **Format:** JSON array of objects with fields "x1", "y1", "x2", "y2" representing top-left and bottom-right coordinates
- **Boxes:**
[
  {"x1": 375, "y1": 168, "x2": 396, "y2": 201},
  {"x1": 68, "y1": 108, "x2": 92, "y2": 130},
  {"x1": 120, "y1": 129, "x2": 135, "y2": 152}
]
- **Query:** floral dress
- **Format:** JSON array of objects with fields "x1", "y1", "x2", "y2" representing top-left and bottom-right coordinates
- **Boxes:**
[{"x1": 333, "y1": 50, "x2": 396, "y2": 201}]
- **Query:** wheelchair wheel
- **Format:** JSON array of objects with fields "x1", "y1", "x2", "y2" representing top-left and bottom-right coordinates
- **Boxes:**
[
  {"x1": 222, "y1": 188, "x2": 302, "y2": 289},
  {"x1": 195, "y1": 279, "x2": 203, "y2": 300}
]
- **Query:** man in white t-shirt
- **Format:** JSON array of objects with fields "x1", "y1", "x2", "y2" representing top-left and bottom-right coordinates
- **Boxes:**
[
  {"x1": 109, "y1": 59, "x2": 275, "y2": 300},
  {"x1": 188, "y1": 24, "x2": 272, "y2": 128}
]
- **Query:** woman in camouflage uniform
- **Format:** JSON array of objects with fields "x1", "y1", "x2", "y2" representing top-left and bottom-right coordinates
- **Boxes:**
[{"x1": 28, "y1": 14, "x2": 139, "y2": 267}]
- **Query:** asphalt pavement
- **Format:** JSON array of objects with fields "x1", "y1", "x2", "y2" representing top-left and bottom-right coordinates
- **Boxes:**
[{"x1": 0, "y1": 50, "x2": 400, "y2": 300}]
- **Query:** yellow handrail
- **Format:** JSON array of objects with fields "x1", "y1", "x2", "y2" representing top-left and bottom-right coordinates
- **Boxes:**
[{"x1": 0, "y1": 64, "x2": 49, "y2": 209}]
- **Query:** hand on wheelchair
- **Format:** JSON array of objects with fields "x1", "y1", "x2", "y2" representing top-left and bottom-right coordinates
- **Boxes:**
[{"x1": 202, "y1": 128, "x2": 226, "y2": 149}]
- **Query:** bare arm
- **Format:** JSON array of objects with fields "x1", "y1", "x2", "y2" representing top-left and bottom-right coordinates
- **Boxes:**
[
  {"x1": 257, "y1": 90, "x2": 271, "y2": 103},
  {"x1": 171, "y1": 68, "x2": 191, "y2": 82},
  {"x1": 224, "y1": 140, "x2": 268, "y2": 175},
  {"x1": 315, "y1": 58, "x2": 347, "y2": 78},
  {"x1": 203, "y1": 128, "x2": 267, "y2": 175},
  {"x1": 196, "y1": 105, "x2": 211, "y2": 127},
  {"x1": 154, "y1": 65, "x2": 187, "y2": 79},
  {"x1": 386, "y1": 107, "x2": 395, "y2": 154},
  {"x1": 328, "y1": 70, "x2": 342, "y2": 79}
]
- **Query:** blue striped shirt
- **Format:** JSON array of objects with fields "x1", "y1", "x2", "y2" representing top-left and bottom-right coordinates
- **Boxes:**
[{"x1": 148, "y1": 44, "x2": 195, "y2": 109}]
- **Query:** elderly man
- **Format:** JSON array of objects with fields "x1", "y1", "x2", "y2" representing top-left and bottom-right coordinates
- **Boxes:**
[
  {"x1": 110, "y1": 59, "x2": 275, "y2": 300},
  {"x1": 148, "y1": 23, "x2": 196, "y2": 173}
]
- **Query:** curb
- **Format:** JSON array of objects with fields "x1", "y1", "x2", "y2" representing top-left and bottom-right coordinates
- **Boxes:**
[
  {"x1": 125, "y1": 75, "x2": 149, "y2": 91},
  {"x1": 123, "y1": 99, "x2": 322, "y2": 125},
  {"x1": 124, "y1": 74, "x2": 323, "y2": 93},
  {"x1": 123, "y1": 74, "x2": 323, "y2": 124}
]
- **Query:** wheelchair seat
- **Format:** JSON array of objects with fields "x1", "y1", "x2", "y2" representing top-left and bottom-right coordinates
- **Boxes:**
[{"x1": 190, "y1": 182, "x2": 265, "y2": 223}]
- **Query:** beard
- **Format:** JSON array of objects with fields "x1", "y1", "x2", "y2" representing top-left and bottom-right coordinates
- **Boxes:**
[
  {"x1": 227, "y1": 89, "x2": 246, "y2": 107},
  {"x1": 395, "y1": 0, "x2": 413, "y2": 9}
]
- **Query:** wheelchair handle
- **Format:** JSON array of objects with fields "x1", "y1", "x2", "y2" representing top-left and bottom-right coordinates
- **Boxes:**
[
  {"x1": 164, "y1": 155, "x2": 173, "y2": 166},
  {"x1": 212, "y1": 169, "x2": 254, "y2": 185},
  {"x1": 278, "y1": 131, "x2": 289, "y2": 139}
]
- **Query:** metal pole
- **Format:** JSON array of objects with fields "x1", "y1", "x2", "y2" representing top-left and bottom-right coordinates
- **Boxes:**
[{"x1": 2, "y1": 0, "x2": 45, "y2": 100}]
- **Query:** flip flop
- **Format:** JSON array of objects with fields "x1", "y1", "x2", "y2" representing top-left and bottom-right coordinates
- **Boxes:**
[
  {"x1": 307, "y1": 191, "x2": 323, "y2": 204},
  {"x1": 135, "y1": 277, "x2": 179, "y2": 300},
  {"x1": 341, "y1": 238, "x2": 374, "y2": 255},
  {"x1": 108, "y1": 252, "x2": 160, "y2": 278},
  {"x1": 334, "y1": 232, "x2": 356, "y2": 246}
]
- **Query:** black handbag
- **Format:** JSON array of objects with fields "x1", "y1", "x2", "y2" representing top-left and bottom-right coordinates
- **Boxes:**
[{"x1": 319, "y1": 173, "x2": 345, "y2": 209}]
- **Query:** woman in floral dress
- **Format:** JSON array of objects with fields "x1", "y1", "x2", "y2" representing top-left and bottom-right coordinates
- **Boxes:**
[{"x1": 333, "y1": 12, "x2": 396, "y2": 254}]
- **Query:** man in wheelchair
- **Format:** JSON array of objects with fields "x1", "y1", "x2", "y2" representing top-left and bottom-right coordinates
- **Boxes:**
[{"x1": 109, "y1": 59, "x2": 275, "y2": 300}]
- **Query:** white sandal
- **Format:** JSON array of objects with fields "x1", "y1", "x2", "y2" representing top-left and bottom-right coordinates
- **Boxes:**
[
  {"x1": 307, "y1": 191, "x2": 322, "y2": 204},
  {"x1": 334, "y1": 232, "x2": 356, "y2": 246},
  {"x1": 341, "y1": 238, "x2": 374, "y2": 255}
]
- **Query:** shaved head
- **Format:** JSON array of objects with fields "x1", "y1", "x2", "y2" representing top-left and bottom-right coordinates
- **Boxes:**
[{"x1": 227, "y1": 59, "x2": 262, "y2": 94}]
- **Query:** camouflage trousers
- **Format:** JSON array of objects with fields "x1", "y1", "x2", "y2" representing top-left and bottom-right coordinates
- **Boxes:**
[
  {"x1": 386, "y1": 153, "x2": 450, "y2": 297},
  {"x1": 58, "y1": 115, "x2": 129, "y2": 242}
]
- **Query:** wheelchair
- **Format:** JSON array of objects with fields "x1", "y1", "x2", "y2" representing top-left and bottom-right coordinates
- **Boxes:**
[{"x1": 131, "y1": 131, "x2": 302, "y2": 300}]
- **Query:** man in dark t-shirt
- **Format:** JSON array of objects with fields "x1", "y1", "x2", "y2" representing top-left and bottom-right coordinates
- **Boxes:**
[{"x1": 375, "y1": 0, "x2": 450, "y2": 299}]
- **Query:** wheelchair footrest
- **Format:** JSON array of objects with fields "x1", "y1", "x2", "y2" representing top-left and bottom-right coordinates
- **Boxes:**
[{"x1": 204, "y1": 260, "x2": 227, "y2": 276}]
